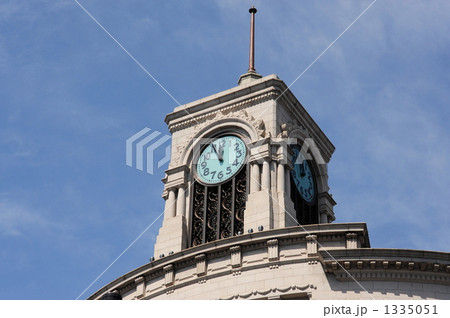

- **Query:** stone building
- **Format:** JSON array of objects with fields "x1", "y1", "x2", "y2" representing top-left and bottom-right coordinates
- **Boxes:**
[{"x1": 88, "y1": 8, "x2": 450, "y2": 300}]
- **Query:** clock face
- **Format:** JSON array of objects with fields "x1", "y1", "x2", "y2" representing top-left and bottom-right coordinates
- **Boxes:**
[
  {"x1": 291, "y1": 148, "x2": 315, "y2": 203},
  {"x1": 196, "y1": 135, "x2": 246, "y2": 185}
]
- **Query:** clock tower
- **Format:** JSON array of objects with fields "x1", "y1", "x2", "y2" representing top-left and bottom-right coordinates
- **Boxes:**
[
  {"x1": 90, "y1": 7, "x2": 450, "y2": 301},
  {"x1": 152, "y1": 6, "x2": 335, "y2": 258}
]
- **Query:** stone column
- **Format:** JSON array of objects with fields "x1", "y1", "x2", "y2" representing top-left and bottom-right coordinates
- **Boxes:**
[
  {"x1": 262, "y1": 160, "x2": 270, "y2": 190},
  {"x1": 285, "y1": 167, "x2": 291, "y2": 197},
  {"x1": 164, "y1": 189, "x2": 177, "y2": 219},
  {"x1": 277, "y1": 163, "x2": 285, "y2": 193},
  {"x1": 176, "y1": 186, "x2": 186, "y2": 217},
  {"x1": 250, "y1": 162, "x2": 261, "y2": 193},
  {"x1": 320, "y1": 212, "x2": 328, "y2": 224}
]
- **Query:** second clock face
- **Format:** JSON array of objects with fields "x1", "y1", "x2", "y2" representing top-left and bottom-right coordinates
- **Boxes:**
[
  {"x1": 196, "y1": 135, "x2": 246, "y2": 185},
  {"x1": 291, "y1": 148, "x2": 315, "y2": 203}
]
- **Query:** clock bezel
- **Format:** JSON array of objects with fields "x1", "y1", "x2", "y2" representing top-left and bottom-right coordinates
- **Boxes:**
[
  {"x1": 193, "y1": 133, "x2": 248, "y2": 186},
  {"x1": 290, "y1": 146, "x2": 317, "y2": 205}
]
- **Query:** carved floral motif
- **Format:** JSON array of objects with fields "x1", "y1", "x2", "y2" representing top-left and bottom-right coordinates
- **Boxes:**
[{"x1": 170, "y1": 109, "x2": 266, "y2": 167}]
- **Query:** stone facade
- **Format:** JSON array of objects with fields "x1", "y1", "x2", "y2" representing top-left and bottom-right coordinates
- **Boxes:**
[
  {"x1": 89, "y1": 74, "x2": 450, "y2": 300},
  {"x1": 89, "y1": 223, "x2": 450, "y2": 300},
  {"x1": 154, "y1": 74, "x2": 336, "y2": 258}
]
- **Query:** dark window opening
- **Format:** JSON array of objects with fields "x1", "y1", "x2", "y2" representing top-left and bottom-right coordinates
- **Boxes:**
[{"x1": 191, "y1": 168, "x2": 246, "y2": 246}]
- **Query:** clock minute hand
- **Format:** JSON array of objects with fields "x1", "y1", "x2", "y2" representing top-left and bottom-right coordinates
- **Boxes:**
[
  {"x1": 212, "y1": 144, "x2": 223, "y2": 162},
  {"x1": 218, "y1": 144, "x2": 224, "y2": 162}
]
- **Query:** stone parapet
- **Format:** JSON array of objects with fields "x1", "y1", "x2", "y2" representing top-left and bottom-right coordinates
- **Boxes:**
[{"x1": 90, "y1": 223, "x2": 372, "y2": 300}]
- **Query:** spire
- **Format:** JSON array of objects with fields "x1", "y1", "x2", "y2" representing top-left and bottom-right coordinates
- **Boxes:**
[
  {"x1": 238, "y1": 6, "x2": 262, "y2": 85},
  {"x1": 248, "y1": 6, "x2": 257, "y2": 72}
]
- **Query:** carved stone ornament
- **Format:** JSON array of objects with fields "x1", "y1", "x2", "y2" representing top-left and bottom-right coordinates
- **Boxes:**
[
  {"x1": 170, "y1": 109, "x2": 266, "y2": 167},
  {"x1": 230, "y1": 245, "x2": 242, "y2": 268},
  {"x1": 267, "y1": 239, "x2": 279, "y2": 261},
  {"x1": 220, "y1": 284, "x2": 316, "y2": 300},
  {"x1": 278, "y1": 121, "x2": 310, "y2": 139},
  {"x1": 164, "y1": 264, "x2": 174, "y2": 287}
]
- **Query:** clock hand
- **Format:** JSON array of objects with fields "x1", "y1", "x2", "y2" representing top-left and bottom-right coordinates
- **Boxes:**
[
  {"x1": 218, "y1": 144, "x2": 224, "y2": 162},
  {"x1": 299, "y1": 161, "x2": 306, "y2": 177},
  {"x1": 212, "y1": 144, "x2": 223, "y2": 162}
]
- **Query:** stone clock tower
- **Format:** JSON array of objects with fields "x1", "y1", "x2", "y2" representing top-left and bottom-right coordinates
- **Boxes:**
[
  {"x1": 153, "y1": 6, "x2": 335, "y2": 259},
  {"x1": 90, "y1": 8, "x2": 450, "y2": 300},
  {"x1": 153, "y1": 70, "x2": 336, "y2": 258}
]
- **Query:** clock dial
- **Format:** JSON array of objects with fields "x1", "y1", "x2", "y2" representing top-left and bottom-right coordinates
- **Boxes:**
[
  {"x1": 291, "y1": 148, "x2": 315, "y2": 203},
  {"x1": 196, "y1": 135, "x2": 246, "y2": 185}
]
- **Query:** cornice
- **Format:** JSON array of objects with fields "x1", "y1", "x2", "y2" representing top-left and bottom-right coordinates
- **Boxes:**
[
  {"x1": 321, "y1": 248, "x2": 450, "y2": 285},
  {"x1": 88, "y1": 223, "x2": 368, "y2": 299},
  {"x1": 167, "y1": 89, "x2": 277, "y2": 133}
]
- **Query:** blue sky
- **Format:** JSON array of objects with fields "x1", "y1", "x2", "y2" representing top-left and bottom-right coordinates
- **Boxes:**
[{"x1": 0, "y1": 0, "x2": 449, "y2": 300}]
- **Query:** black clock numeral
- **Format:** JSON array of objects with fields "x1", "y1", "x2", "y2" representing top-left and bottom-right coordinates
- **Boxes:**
[
  {"x1": 226, "y1": 166, "x2": 232, "y2": 175},
  {"x1": 203, "y1": 168, "x2": 209, "y2": 176},
  {"x1": 217, "y1": 171, "x2": 223, "y2": 179},
  {"x1": 201, "y1": 161, "x2": 207, "y2": 168},
  {"x1": 234, "y1": 143, "x2": 240, "y2": 151},
  {"x1": 232, "y1": 159, "x2": 239, "y2": 166},
  {"x1": 235, "y1": 150, "x2": 242, "y2": 158},
  {"x1": 210, "y1": 171, "x2": 216, "y2": 179}
]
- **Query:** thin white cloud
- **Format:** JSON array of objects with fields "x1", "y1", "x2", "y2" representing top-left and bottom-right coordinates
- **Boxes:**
[{"x1": 0, "y1": 197, "x2": 50, "y2": 236}]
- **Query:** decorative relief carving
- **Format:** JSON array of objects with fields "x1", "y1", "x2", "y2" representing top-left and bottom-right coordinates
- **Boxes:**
[
  {"x1": 232, "y1": 270, "x2": 242, "y2": 276},
  {"x1": 221, "y1": 284, "x2": 316, "y2": 300},
  {"x1": 324, "y1": 260, "x2": 450, "y2": 285},
  {"x1": 169, "y1": 91, "x2": 276, "y2": 133},
  {"x1": 170, "y1": 109, "x2": 266, "y2": 167},
  {"x1": 166, "y1": 289, "x2": 174, "y2": 295},
  {"x1": 278, "y1": 121, "x2": 310, "y2": 139}
]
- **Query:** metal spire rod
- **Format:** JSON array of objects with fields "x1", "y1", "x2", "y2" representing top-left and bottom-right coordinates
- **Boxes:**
[{"x1": 248, "y1": 6, "x2": 257, "y2": 72}]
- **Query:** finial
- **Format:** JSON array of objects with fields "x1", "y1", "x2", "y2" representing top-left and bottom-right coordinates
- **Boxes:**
[
  {"x1": 237, "y1": 6, "x2": 262, "y2": 85},
  {"x1": 248, "y1": 6, "x2": 257, "y2": 72}
]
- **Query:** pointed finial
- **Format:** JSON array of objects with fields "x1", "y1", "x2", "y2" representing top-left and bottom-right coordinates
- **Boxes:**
[
  {"x1": 248, "y1": 6, "x2": 257, "y2": 72},
  {"x1": 237, "y1": 6, "x2": 262, "y2": 85}
]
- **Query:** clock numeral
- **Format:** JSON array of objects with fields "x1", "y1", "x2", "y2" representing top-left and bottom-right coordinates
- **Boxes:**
[
  {"x1": 217, "y1": 171, "x2": 223, "y2": 179},
  {"x1": 210, "y1": 171, "x2": 216, "y2": 179},
  {"x1": 201, "y1": 161, "x2": 207, "y2": 168},
  {"x1": 203, "y1": 168, "x2": 209, "y2": 176},
  {"x1": 232, "y1": 159, "x2": 239, "y2": 166},
  {"x1": 205, "y1": 153, "x2": 211, "y2": 160},
  {"x1": 226, "y1": 166, "x2": 232, "y2": 175},
  {"x1": 235, "y1": 149, "x2": 242, "y2": 158}
]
